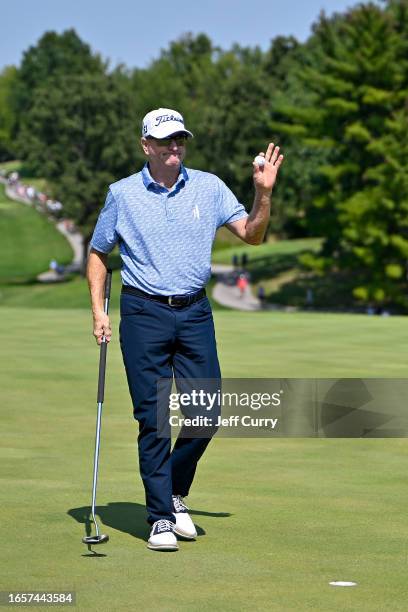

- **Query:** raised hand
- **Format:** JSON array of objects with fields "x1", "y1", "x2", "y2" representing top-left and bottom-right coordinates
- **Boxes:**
[{"x1": 253, "y1": 143, "x2": 284, "y2": 194}]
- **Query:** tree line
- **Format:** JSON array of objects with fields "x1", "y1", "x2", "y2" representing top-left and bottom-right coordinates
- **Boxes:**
[{"x1": 0, "y1": 0, "x2": 407, "y2": 310}]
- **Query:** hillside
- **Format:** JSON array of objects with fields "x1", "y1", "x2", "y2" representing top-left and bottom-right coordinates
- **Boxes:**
[{"x1": 0, "y1": 183, "x2": 73, "y2": 283}]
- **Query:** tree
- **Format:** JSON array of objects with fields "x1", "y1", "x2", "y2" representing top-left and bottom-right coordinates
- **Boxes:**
[
  {"x1": 342, "y1": 107, "x2": 408, "y2": 307},
  {"x1": 272, "y1": 3, "x2": 408, "y2": 308},
  {"x1": 201, "y1": 49, "x2": 272, "y2": 207},
  {"x1": 263, "y1": 35, "x2": 330, "y2": 237},
  {"x1": 130, "y1": 33, "x2": 226, "y2": 171},
  {"x1": 13, "y1": 29, "x2": 105, "y2": 145},
  {"x1": 264, "y1": 35, "x2": 301, "y2": 86},
  {"x1": 19, "y1": 71, "x2": 138, "y2": 270},
  {"x1": 0, "y1": 66, "x2": 18, "y2": 161}
]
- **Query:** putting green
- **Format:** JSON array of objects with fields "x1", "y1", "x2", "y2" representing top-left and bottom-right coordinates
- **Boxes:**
[{"x1": 1, "y1": 307, "x2": 407, "y2": 611}]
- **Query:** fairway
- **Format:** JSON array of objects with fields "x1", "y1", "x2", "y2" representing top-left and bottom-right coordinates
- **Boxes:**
[{"x1": 1, "y1": 306, "x2": 408, "y2": 611}]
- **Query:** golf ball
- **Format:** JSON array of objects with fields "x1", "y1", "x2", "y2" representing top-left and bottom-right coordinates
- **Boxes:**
[{"x1": 254, "y1": 155, "x2": 265, "y2": 167}]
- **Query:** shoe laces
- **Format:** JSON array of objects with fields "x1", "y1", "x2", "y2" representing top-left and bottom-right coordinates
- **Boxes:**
[
  {"x1": 154, "y1": 519, "x2": 174, "y2": 533},
  {"x1": 173, "y1": 495, "x2": 188, "y2": 513}
]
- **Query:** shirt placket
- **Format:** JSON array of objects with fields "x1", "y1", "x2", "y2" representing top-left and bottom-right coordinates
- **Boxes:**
[{"x1": 165, "y1": 192, "x2": 175, "y2": 222}]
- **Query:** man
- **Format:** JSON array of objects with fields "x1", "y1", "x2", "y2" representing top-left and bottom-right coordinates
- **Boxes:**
[{"x1": 86, "y1": 107, "x2": 284, "y2": 551}]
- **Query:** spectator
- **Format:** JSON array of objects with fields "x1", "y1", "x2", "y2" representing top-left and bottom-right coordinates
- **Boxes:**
[
  {"x1": 306, "y1": 288, "x2": 314, "y2": 308},
  {"x1": 241, "y1": 252, "x2": 248, "y2": 269},
  {"x1": 49, "y1": 259, "x2": 58, "y2": 272},
  {"x1": 257, "y1": 285, "x2": 266, "y2": 308},
  {"x1": 237, "y1": 273, "x2": 248, "y2": 298},
  {"x1": 8, "y1": 171, "x2": 19, "y2": 185},
  {"x1": 26, "y1": 186, "x2": 36, "y2": 200}
]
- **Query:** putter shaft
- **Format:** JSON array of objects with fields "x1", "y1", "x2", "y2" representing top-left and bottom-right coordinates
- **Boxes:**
[{"x1": 84, "y1": 269, "x2": 112, "y2": 544}]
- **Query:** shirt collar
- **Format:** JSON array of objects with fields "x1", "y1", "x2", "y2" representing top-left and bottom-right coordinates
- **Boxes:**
[{"x1": 142, "y1": 163, "x2": 189, "y2": 190}]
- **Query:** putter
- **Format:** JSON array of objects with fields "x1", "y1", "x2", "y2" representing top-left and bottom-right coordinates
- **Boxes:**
[{"x1": 82, "y1": 269, "x2": 112, "y2": 545}]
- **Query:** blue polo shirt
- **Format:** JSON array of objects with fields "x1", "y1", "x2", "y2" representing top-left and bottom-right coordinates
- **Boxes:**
[{"x1": 90, "y1": 163, "x2": 248, "y2": 295}]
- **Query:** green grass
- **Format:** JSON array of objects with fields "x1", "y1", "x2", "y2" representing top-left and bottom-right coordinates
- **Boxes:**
[
  {"x1": 1, "y1": 162, "x2": 407, "y2": 608},
  {"x1": 1, "y1": 307, "x2": 408, "y2": 611},
  {"x1": 0, "y1": 159, "x2": 22, "y2": 173},
  {"x1": 0, "y1": 184, "x2": 72, "y2": 282},
  {"x1": 0, "y1": 271, "x2": 228, "y2": 311},
  {"x1": 211, "y1": 237, "x2": 322, "y2": 265},
  {"x1": 0, "y1": 159, "x2": 50, "y2": 192},
  {"x1": 212, "y1": 226, "x2": 244, "y2": 251},
  {"x1": 23, "y1": 176, "x2": 50, "y2": 193},
  {"x1": 217, "y1": 310, "x2": 408, "y2": 378}
]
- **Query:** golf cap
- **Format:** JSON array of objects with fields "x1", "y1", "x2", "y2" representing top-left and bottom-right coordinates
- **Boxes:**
[{"x1": 142, "y1": 108, "x2": 194, "y2": 139}]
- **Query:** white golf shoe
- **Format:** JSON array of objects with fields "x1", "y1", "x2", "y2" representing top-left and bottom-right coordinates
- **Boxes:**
[
  {"x1": 172, "y1": 495, "x2": 197, "y2": 539},
  {"x1": 147, "y1": 519, "x2": 178, "y2": 551}
]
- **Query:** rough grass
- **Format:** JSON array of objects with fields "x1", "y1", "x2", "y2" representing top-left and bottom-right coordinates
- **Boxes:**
[{"x1": 0, "y1": 184, "x2": 72, "y2": 282}]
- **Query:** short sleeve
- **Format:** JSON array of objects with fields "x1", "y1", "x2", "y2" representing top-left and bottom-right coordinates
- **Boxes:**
[
  {"x1": 216, "y1": 178, "x2": 248, "y2": 229},
  {"x1": 90, "y1": 189, "x2": 118, "y2": 253}
]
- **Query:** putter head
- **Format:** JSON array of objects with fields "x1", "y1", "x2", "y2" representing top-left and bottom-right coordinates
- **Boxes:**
[{"x1": 82, "y1": 534, "x2": 109, "y2": 545}]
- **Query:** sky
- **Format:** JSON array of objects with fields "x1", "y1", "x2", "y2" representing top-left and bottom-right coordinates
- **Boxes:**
[{"x1": 1, "y1": 0, "x2": 378, "y2": 71}]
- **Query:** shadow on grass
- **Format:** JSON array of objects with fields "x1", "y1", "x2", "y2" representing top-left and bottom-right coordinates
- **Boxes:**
[
  {"x1": 2, "y1": 277, "x2": 72, "y2": 287},
  {"x1": 243, "y1": 248, "x2": 378, "y2": 312},
  {"x1": 0, "y1": 271, "x2": 77, "y2": 286},
  {"x1": 0, "y1": 276, "x2": 39, "y2": 286},
  {"x1": 242, "y1": 249, "x2": 352, "y2": 310},
  {"x1": 267, "y1": 271, "x2": 365, "y2": 311},
  {"x1": 68, "y1": 502, "x2": 232, "y2": 547}
]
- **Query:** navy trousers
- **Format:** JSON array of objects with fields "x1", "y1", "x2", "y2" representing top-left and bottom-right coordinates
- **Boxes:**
[{"x1": 119, "y1": 291, "x2": 221, "y2": 525}]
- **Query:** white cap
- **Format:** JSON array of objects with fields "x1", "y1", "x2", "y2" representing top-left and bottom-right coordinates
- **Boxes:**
[{"x1": 142, "y1": 108, "x2": 193, "y2": 139}]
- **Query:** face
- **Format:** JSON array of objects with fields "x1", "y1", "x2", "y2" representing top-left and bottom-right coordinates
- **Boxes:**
[{"x1": 141, "y1": 133, "x2": 187, "y2": 170}]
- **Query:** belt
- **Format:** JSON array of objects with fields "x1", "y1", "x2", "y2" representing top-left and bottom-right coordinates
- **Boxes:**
[{"x1": 121, "y1": 285, "x2": 206, "y2": 307}]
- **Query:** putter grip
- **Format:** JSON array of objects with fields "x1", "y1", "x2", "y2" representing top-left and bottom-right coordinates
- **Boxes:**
[
  {"x1": 97, "y1": 341, "x2": 107, "y2": 403},
  {"x1": 104, "y1": 268, "x2": 112, "y2": 301}
]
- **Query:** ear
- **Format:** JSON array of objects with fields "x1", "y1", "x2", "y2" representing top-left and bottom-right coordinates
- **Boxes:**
[{"x1": 141, "y1": 137, "x2": 149, "y2": 155}]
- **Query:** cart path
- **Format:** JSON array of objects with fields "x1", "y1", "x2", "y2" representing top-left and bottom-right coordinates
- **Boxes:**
[{"x1": 211, "y1": 263, "x2": 262, "y2": 311}]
